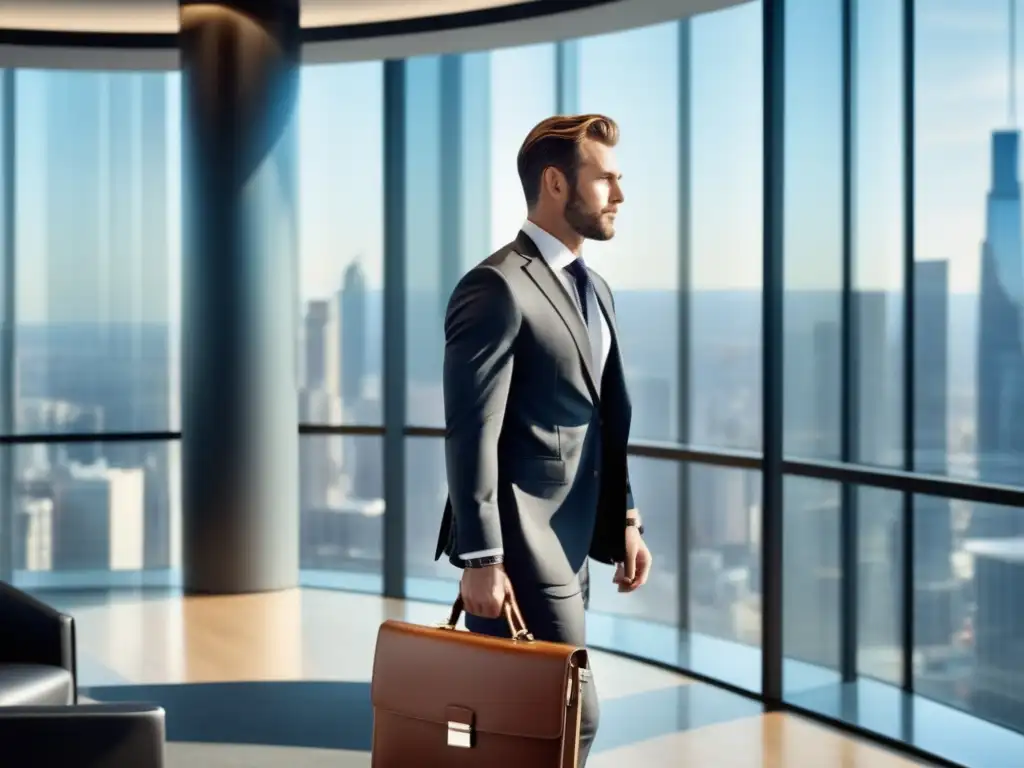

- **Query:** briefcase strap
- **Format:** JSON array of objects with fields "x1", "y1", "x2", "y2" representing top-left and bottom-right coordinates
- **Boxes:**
[
  {"x1": 562, "y1": 662, "x2": 584, "y2": 767},
  {"x1": 443, "y1": 594, "x2": 535, "y2": 642}
]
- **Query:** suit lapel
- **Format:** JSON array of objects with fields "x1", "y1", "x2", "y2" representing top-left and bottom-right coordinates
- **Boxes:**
[
  {"x1": 590, "y1": 276, "x2": 621, "y2": 354},
  {"x1": 516, "y1": 231, "x2": 600, "y2": 400},
  {"x1": 591, "y1": 274, "x2": 630, "y2": 405}
]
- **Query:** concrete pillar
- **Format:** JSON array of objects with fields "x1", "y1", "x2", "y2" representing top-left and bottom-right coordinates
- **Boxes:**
[{"x1": 179, "y1": 0, "x2": 299, "y2": 593}]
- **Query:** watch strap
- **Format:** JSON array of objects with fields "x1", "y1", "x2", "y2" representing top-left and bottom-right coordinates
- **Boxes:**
[
  {"x1": 462, "y1": 554, "x2": 504, "y2": 568},
  {"x1": 625, "y1": 518, "x2": 644, "y2": 536}
]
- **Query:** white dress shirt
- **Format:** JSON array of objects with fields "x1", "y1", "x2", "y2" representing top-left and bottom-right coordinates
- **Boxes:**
[
  {"x1": 458, "y1": 222, "x2": 613, "y2": 563},
  {"x1": 520, "y1": 219, "x2": 612, "y2": 378}
]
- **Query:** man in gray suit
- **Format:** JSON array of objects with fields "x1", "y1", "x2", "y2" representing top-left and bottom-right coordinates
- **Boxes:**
[{"x1": 434, "y1": 113, "x2": 652, "y2": 764}]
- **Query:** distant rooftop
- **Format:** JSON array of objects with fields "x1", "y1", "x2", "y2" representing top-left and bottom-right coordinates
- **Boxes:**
[{"x1": 965, "y1": 537, "x2": 1024, "y2": 564}]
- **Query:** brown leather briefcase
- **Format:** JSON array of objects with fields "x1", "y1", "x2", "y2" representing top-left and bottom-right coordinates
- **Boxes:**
[{"x1": 370, "y1": 594, "x2": 589, "y2": 767}]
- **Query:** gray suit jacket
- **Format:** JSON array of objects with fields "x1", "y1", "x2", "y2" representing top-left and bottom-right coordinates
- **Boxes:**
[{"x1": 434, "y1": 231, "x2": 635, "y2": 598}]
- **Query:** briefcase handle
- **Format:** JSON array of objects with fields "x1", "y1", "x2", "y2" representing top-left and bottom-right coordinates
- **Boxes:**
[{"x1": 442, "y1": 594, "x2": 535, "y2": 642}]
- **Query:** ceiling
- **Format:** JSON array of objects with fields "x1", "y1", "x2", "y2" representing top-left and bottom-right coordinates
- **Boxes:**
[
  {"x1": 302, "y1": 0, "x2": 536, "y2": 29},
  {"x1": 0, "y1": 0, "x2": 748, "y2": 70},
  {"x1": 0, "y1": 0, "x2": 539, "y2": 34}
]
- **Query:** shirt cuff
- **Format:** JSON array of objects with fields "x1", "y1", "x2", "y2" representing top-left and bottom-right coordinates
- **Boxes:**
[
  {"x1": 460, "y1": 548, "x2": 504, "y2": 560},
  {"x1": 459, "y1": 548, "x2": 504, "y2": 568}
]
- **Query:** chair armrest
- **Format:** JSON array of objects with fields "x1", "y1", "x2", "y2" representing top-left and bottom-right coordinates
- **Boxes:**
[
  {"x1": 0, "y1": 582, "x2": 77, "y2": 697},
  {"x1": 0, "y1": 703, "x2": 165, "y2": 768}
]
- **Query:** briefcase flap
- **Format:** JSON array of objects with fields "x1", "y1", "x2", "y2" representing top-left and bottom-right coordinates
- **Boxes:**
[{"x1": 371, "y1": 619, "x2": 585, "y2": 741}]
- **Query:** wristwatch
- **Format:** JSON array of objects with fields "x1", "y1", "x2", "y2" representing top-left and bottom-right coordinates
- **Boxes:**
[
  {"x1": 625, "y1": 518, "x2": 645, "y2": 536},
  {"x1": 462, "y1": 554, "x2": 504, "y2": 568}
]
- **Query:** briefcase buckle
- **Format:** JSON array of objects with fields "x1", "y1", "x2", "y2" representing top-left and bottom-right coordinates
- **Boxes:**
[{"x1": 447, "y1": 721, "x2": 472, "y2": 748}]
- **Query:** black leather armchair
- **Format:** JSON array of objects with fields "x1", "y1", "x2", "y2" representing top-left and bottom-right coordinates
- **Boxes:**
[
  {"x1": 0, "y1": 580, "x2": 77, "y2": 706},
  {"x1": 0, "y1": 582, "x2": 166, "y2": 767},
  {"x1": 0, "y1": 703, "x2": 166, "y2": 767}
]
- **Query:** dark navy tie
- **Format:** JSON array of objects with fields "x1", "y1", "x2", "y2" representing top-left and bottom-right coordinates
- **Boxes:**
[{"x1": 565, "y1": 258, "x2": 590, "y2": 326}]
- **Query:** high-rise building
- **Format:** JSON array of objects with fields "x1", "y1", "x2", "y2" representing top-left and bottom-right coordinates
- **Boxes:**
[
  {"x1": 36, "y1": 463, "x2": 146, "y2": 572},
  {"x1": 911, "y1": 260, "x2": 961, "y2": 655},
  {"x1": 301, "y1": 299, "x2": 332, "y2": 392},
  {"x1": 855, "y1": 291, "x2": 895, "y2": 464},
  {"x1": 299, "y1": 300, "x2": 340, "y2": 517},
  {"x1": 781, "y1": 318, "x2": 841, "y2": 668},
  {"x1": 852, "y1": 292, "x2": 902, "y2": 652},
  {"x1": 974, "y1": 129, "x2": 1024, "y2": 539},
  {"x1": 340, "y1": 261, "x2": 367, "y2": 409},
  {"x1": 337, "y1": 260, "x2": 383, "y2": 502},
  {"x1": 783, "y1": 294, "x2": 898, "y2": 665},
  {"x1": 966, "y1": 537, "x2": 1024, "y2": 730}
]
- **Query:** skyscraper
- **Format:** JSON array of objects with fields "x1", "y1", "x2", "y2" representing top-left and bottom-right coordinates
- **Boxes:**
[
  {"x1": 853, "y1": 292, "x2": 902, "y2": 653},
  {"x1": 340, "y1": 261, "x2": 367, "y2": 409},
  {"x1": 299, "y1": 299, "x2": 338, "y2": 515},
  {"x1": 913, "y1": 260, "x2": 957, "y2": 650},
  {"x1": 780, "y1": 318, "x2": 842, "y2": 668},
  {"x1": 971, "y1": 3, "x2": 1024, "y2": 539},
  {"x1": 338, "y1": 261, "x2": 381, "y2": 501},
  {"x1": 301, "y1": 300, "x2": 331, "y2": 392},
  {"x1": 974, "y1": 138, "x2": 1024, "y2": 535}
]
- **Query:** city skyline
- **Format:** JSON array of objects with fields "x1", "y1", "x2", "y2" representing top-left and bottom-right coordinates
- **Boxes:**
[{"x1": 7, "y1": 0, "x2": 1022, "y2": 319}]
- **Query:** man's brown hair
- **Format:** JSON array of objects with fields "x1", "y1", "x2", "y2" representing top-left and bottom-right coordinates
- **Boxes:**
[{"x1": 516, "y1": 114, "x2": 620, "y2": 207}]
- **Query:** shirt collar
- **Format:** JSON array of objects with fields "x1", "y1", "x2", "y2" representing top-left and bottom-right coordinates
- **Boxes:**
[{"x1": 521, "y1": 219, "x2": 578, "y2": 272}]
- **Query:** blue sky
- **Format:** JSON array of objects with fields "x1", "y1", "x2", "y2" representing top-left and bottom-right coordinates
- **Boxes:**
[
  {"x1": 12, "y1": 0, "x2": 1024, "y2": 314},
  {"x1": 293, "y1": 0, "x2": 1024, "y2": 296}
]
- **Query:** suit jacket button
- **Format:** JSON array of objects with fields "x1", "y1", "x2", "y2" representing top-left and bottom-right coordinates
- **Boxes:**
[{"x1": 593, "y1": 470, "x2": 599, "y2": 478}]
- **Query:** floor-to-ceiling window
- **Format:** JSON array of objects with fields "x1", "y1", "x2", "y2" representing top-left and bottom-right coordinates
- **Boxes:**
[
  {"x1": 679, "y1": 0, "x2": 765, "y2": 687},
  {"x1": 400, "y1": 43, "x2": 559, "y2": 598},
  {"x1": 6, "y1": 68, "x2": 181, "y2": 589},
  {"x1": 915, "y1": 0, "x2": 1024, "y2": 737},
  {"x1": 295, "y1": 61, "x2": 385, "y2": 593},
  {"x1": 852, "y1": 0, "x2": 906, "y2": 688},
  {"x1": 781, "y1": 0, "x2": 845, "y2": 692},
  {"x1": 574, "y1": 18, "x2": 685, "y2": 630},
  {"x1": 774, "y1": 0, "x2": 1024, "y2": 763}
]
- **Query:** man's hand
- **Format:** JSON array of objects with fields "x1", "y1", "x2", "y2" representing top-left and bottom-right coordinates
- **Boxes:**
[
  {"x1": 460, "y1": 564, "x2": 511, "y2": 618},
  {"x1": 613, "y1": 526, "x2": 652, "y2": 593}
]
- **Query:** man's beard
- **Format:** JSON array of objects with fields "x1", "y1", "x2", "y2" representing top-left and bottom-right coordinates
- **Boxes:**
[{"x1": 564, "y1": 185, "x2": 615, "y2": 241}]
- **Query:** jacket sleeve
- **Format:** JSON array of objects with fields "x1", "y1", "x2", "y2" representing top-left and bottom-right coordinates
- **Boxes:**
[{"x1": 442, "y1": 266, "x2": 521, "y2": 560}]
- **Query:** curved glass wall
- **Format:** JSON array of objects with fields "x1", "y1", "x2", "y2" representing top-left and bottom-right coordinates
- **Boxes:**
[{"x1": 0, "y1": 0, "x2": 1022, "y2": 764}]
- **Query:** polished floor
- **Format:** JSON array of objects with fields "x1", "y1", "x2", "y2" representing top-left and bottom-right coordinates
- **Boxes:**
[{"x1": 50, "y1": 588, "x2": 930, "y2": 767}]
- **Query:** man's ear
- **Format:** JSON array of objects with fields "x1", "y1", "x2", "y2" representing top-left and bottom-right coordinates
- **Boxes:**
[{"x1": 543, "y1": 166, "x2": 566, "y2": 199}]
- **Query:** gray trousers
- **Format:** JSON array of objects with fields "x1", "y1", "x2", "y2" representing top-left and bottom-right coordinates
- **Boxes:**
[{"x1": 464, "y1": 565, "x2": 599, "y2": 766}]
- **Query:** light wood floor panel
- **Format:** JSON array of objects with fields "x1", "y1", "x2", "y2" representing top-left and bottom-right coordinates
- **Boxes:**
[
  {"x1": 69, "y1": 589, "x2": 691, "y2": 696},
  {"x1": 59, "y1": 590, "x2": 928, "y2": 767},
  {"x1": 590, "y1": 715, "x2": 926, "y2": 768},
  {"x1": 166, "y1": 743, "x2": 369, "y2": 768}
]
